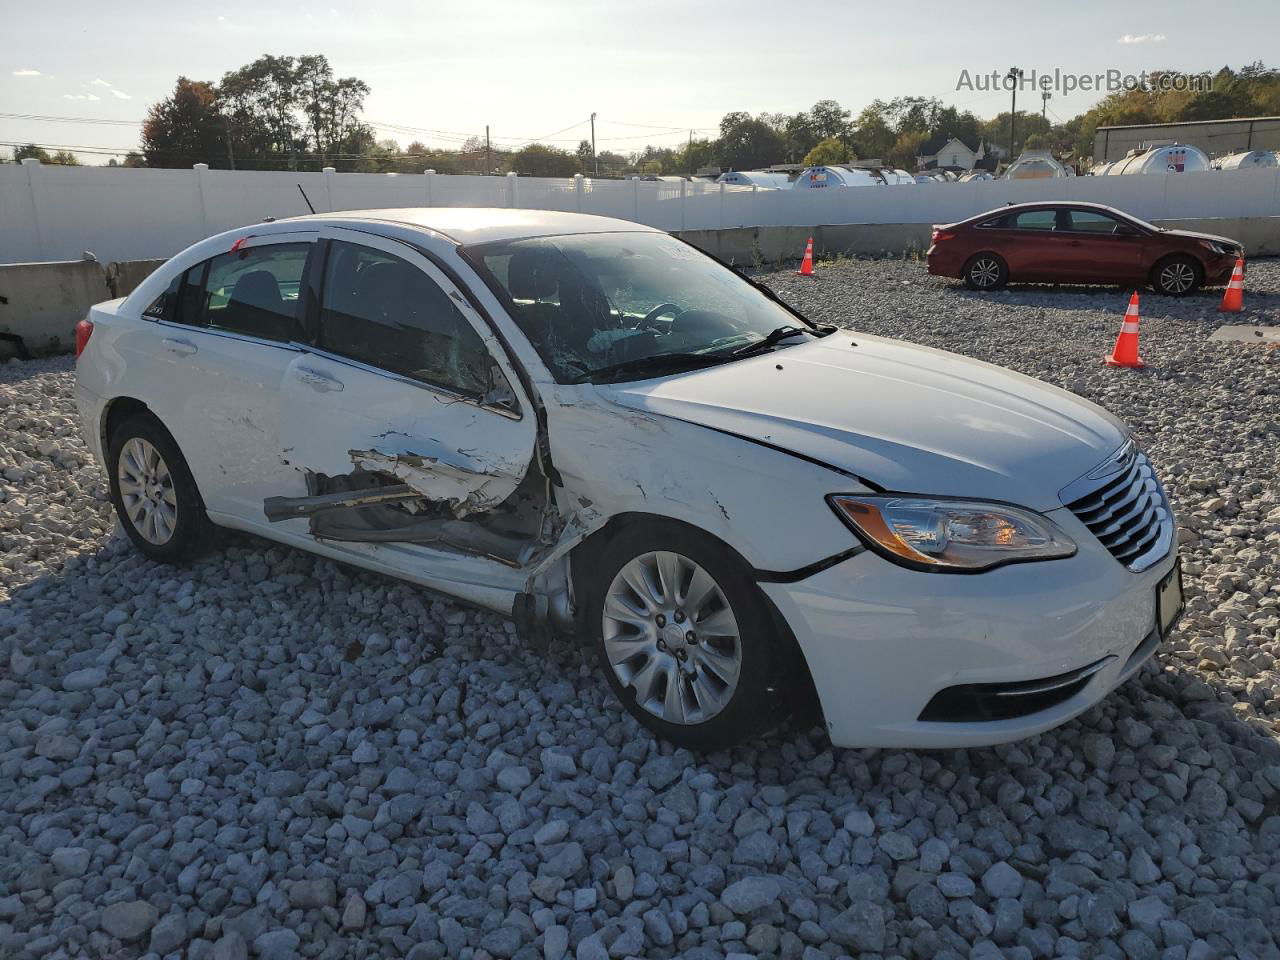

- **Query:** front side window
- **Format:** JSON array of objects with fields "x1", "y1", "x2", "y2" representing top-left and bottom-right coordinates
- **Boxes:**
[
  {"x1": 318, "y1": 241, "x2": 491, "y2": 397},
  {"x1": 469, "y1": 231, "x2": 810, "y2": 383},
  {"x1": 202, "y1": 243, "x2": 309, "y2": 342}
]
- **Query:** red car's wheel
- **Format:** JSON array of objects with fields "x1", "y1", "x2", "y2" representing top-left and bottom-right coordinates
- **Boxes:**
[
  {"x1": 963, "y1": 253, "x2": 1007, "y2": 291},
  {"x1": 1151, "y1": 255, "x2": 1202, "y2": 296}
]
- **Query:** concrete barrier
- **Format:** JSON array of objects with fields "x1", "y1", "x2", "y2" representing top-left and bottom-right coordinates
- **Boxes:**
[
  {"x1": 105, "y1": 259, "x2": 166, "y2": 299},
  {"x1": 0, "y1": 259, "x2": 109, "y2": 357}
]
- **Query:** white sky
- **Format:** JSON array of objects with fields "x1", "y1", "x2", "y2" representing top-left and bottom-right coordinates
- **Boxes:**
[{"x1": 2, "y1": 0, "x2": 1275, "y2": 164}]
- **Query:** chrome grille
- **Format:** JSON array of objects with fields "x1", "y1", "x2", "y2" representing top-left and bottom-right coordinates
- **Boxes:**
[{"x1": 1062, "y1": 444, "x2": 1173, "y2": 573}]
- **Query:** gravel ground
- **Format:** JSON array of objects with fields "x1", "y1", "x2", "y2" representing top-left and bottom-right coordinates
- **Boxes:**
[{"x1": 2, "y1": 260, "x2": 1279, "y2": 960}]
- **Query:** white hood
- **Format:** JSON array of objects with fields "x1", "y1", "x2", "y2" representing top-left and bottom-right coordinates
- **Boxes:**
[{"x1": 603, "y1": 333, "x2": 1127, "y2": 511}]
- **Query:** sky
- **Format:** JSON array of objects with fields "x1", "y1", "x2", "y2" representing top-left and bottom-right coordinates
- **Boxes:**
[{"x1": 2, "y1": 0, "x2": 1277, "y2": 165}]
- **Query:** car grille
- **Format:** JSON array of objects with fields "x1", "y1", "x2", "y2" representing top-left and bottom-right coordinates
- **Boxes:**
[{"x1": 1063, "y1": 445, "x2": 1173, "y2": 573}]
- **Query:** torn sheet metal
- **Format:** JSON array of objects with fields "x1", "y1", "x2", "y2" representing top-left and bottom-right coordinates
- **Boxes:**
[{"x1": 349, "y1": 447, "x2": 523, "y2": 519}]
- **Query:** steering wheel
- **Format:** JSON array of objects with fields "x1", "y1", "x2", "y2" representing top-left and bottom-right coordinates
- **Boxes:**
[{"x1": 638, "y1": 303, "x2": 684, "y2": 330}]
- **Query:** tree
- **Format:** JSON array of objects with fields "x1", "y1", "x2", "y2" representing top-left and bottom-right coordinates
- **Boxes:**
[
  {"x1": 295, "y1": 54, "x2": 370, "y2": 162},
  {"x1": 123, "y1": 151, "x2": 146, "y2": 168},
  {"x1": 218, "y1": 55, "x2": 305, "y2": 167},
  {"x1": 509, "y1": 144, "x2": 577, "y2": 177},
  {"x1": 142, "y1": 77, "x2": 227, "y2": 168},
  {"x1": 849, "y1": 105, "x2": 895, "y2": 161},
  {"x1": 49, "y1": 151, "x2": 80, "y2": 166},
  {"x1": 12, "y1": 144, "x2": 51, "y2": 162},
  {"x1": 809, "y1": 99, "x2": 852, "y2": 141},
  {"x1": 716, "y1": 112, "x2": 783, "y2": 170},
  {"x1": 1022, "y1": 133, "x2": 1047, "y2": 150},
  {"x1": 803, "y1": 137, "x2": 851, "y2": 166},
  {"x1": 888, "y1": 130, "x2": 929, "y2": 169},
  {"x1": 575, "y1": 139, "x2": 593, "y2": 174}
]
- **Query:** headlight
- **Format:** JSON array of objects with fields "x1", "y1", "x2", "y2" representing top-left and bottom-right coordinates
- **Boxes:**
[
  {"x1": 828, "y1": 495, "x2": 1076, "y2": 572},
  {"x1": 1200, "y1": 239, "x2": 1228, "y2": 256}
]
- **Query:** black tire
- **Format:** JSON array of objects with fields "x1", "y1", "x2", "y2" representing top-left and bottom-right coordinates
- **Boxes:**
[
  {"x1": 107, "y1": 411, "x2": 215, "y2": 563},
  {"x1": 1151, "y1": 255, "x2": 1202, "y2": 296},
  {"x1": 583, "y1": 521, "x2": 787, "y2": 752},
  {"x1": 963, "y1": 252, "x2": 1008, "y2": 290}
]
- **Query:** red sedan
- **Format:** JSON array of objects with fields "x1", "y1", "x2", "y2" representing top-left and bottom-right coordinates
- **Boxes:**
[{"x1": 927, "y1": 201, "x2": 1243, "y2": 296}]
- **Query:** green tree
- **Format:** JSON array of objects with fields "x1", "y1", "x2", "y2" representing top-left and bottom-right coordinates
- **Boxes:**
[
  {"x1": 49, "y1": 150, "x2": 80, "y2": 166},
  {"x1": 888, "y1": 129, "x2": 929, "y2": 169},
  {"x1": 575, "y1": 139, "x2": 593, "y2": 173},
  {"x1": 716, "y1": 112, "x2": 783, "y2": 170},
  {"x1": 803, "y1": 136, "x2": 851, "y2": 166},
  {"x1": 849, "y1": 105, "x2": 895, "y2": 161},
  {"x1": 12, "y1": 144, "x2": 51, "y2": 162},
  {"x1": 510, "y1": 144, "x2": 578, "y2": 177}
]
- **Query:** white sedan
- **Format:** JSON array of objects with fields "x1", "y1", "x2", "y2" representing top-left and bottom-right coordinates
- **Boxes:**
[{"x1": 74, "y1": 209, "x2": 1182, "y2": 751}]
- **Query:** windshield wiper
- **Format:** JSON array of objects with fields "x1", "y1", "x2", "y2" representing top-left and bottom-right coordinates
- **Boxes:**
[
  {"x1": 568, "y1": 352, "x2": 732, "y2": 384},
  {"x1": 729, "y1": 325, "x2": 814, "y2": 358}
]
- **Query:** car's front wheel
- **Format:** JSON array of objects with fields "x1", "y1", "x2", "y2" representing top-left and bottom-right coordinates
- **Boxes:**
[
  {"x1": 584, "y1": 523, "x2": 786, "y2": 751},
  {"x1": 1151, "y1": 255, "x2": 1202, "y2": 296},
  {"x1": 107, "y1": 412, "x2": 215, "y2": 563},
  {"x1": 963, "y1": 253, "x2": 1008, "y2": 290}
]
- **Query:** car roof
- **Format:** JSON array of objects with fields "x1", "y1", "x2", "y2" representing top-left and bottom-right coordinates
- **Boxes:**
[
  {"x1": 969, "y1": 201, "x2": 1133, "y2": 220},
  {"x1": 282, "y1": 207, "x2": 661, "y2": 245}
]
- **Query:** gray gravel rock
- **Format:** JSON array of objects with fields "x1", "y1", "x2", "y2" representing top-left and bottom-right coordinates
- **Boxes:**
[
  {"x1": 99, "y1": 900, "x2": 158, "y2": 941},
  {"x1": 2, "y1": 261, "x2": 1279, "y2": 958}
]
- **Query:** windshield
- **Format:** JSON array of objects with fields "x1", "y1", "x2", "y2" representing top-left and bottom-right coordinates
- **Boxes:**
[{"x1": 467, "y1": 232, "x2": 811, "y2": 382}]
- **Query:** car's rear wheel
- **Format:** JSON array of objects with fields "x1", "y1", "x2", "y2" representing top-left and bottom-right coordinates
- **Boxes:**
[
  {"x1": 107, "y1": 412, "x2": 215, "y2": 563},
  {"x1": 585, "y1": 523, "x2": 784, "y2": 751},
  {"x1": 1151, "y1": 255, "x2": 1202, "y2": 296},
  {"x1": 963, "y1": 253, "x2": 1007, "y2": 290}
]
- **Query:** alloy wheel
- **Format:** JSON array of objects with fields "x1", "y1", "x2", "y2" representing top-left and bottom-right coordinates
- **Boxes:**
[
  {"x1": 969, "y1": 257, "x2": 1001, "y2": 288},
  {"x1": 1159, "y1": 261, "x2": 1196, "y2": 294},
  {"x1": 117, "y1": 436, "x2": 178, "y2": 545},
  {"x1": 602, "y1": 550, "x2": 742, "y2": 725}
]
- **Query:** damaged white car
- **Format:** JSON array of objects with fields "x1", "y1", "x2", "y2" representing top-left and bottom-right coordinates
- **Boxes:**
[{"x1": 75, "y1": 209, "x2": 1182, "y2": 751}]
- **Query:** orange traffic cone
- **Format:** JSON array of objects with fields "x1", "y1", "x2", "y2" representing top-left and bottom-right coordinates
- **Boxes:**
[
  {"x1": 1219, "y1": 258, "x2": 1244, "y2": 312},
  {"x1": 1105, "y1": 292, "x2": 1145, "y2": 368},
  {"x1": 796, "y1": 237, "x2": 815, "y2": 277}
]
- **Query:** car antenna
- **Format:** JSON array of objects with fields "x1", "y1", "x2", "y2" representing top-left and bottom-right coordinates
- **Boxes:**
[{"x1": 297, "y1": 183, "x2": 316, "y2": 214}]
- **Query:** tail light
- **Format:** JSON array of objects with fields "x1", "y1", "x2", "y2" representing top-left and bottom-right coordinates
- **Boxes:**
[
  {"x1": 74, "y1": 318, "x2": 94, "y2": 358},
  {"x1": 931, "y1": 226, "x2": 956, "y2": 243}
]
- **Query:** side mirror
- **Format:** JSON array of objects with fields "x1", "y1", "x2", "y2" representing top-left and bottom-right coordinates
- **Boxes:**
[{"x1": 482, "y1": 361, "x2": 521, "y2": 415}]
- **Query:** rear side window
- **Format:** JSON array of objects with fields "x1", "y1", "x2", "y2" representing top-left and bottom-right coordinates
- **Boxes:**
[
  {"x1": 201, "y1": 243, "x2": 310, "y2": 342},
  {"x1": 317, "y1": 241, "x2": 491, "y2": 397},
  {"x1": 1012, "y1": 210, "x2": 1058, "y2": 231},
  {"x1": 143, "y1": 272, "x2": 182, "y2": 321}
]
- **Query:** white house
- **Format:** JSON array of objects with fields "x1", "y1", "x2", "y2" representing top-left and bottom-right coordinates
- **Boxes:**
[{"x1": 916, "y1": 136, "x2": 986, "y2": 171}]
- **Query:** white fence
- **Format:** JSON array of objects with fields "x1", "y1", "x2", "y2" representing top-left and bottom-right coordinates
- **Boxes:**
[{"x1": 3, "y1": 158, "x2": 1280, "y2": 265}]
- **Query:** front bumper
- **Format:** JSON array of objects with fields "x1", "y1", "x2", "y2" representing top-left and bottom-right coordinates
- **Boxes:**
[
  {"x1": 762, "y1": 510, "x2": 1177, "y2": 748},
  {"x1": 1203, "y1": 253, "x2": 1238, "y2": 286}
]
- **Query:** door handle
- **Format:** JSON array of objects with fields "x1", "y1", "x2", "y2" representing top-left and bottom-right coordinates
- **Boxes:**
[
  {"x1": 161, "y1": 337, "x2": 197, "y2": 356},
  {"x1": 1068, "y1": 240, "x2": 1082, "y2": 247},
  {"x1": 294, "y1": 366, "x2": 344, "y2": 392}
]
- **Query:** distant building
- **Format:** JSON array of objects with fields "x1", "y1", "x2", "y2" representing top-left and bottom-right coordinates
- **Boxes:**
[
  {"x1": 1092, "y1": 116, "x2": 1280, "y2": 163},
  {"x1": 916, "y1": 136, "x2": 983, "y2": 171}
]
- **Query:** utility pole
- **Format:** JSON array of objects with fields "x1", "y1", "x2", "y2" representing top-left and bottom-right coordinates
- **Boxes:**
[
  {"x1": 590, "y1": 112, "x2": 598, "y2": 177},
  {"x1": 1006, "y1": 67, "x2": 1023, "y2": 164},
  {"x1": 688, "y1": 129, "x2": 694, "y2": 174},
  {"x1": 485, "y1": 125, "x2": 491, "y2": 175},
  {"x1": 1041, "y1": 91, "x2": 1051, "y2": 136}
]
